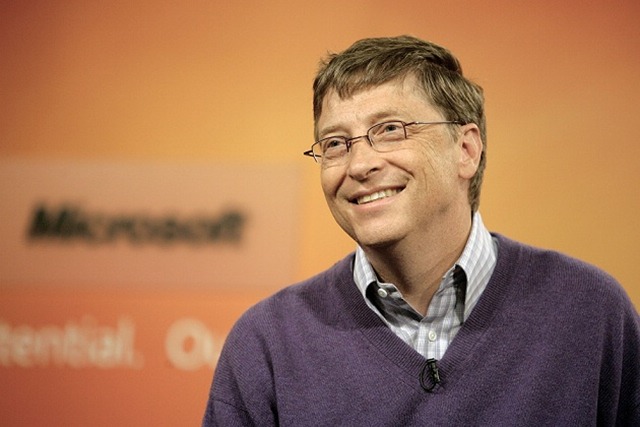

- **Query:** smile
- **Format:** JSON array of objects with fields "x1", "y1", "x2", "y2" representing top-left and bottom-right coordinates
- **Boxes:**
[{"x1": 355, "y1": 188, "x2": 402, "y2": 205}]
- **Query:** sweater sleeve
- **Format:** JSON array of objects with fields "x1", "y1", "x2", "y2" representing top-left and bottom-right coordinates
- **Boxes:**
[
  {"x1": 584, "y1": 268, "x2": 640, "y2": 426},
  {"x1": 614, "y1": 297, "x2": 640, "y2": 426},
  {"x1": 202, "y1": 304, "x2": 278, "y2": 427}
]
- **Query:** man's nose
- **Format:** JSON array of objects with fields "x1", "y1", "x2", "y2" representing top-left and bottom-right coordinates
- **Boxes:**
[{"x1": 345, "y1": 136, "x2": 383, "y2": 179}]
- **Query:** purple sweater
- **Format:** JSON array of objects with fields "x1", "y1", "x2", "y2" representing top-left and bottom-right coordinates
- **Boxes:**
[{"x1": 203, "y1": 234, "x2": 640, "y2": 426}]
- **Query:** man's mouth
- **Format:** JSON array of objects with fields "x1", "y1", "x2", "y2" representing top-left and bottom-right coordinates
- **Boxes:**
[{"x1": 354, "y1": 188, "x2": 402, "y2": 205}]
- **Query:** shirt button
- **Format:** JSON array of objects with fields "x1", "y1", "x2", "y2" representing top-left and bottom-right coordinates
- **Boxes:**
[
  {"x1": 428, "y1": 330, "x2": 437, "y2": 342},
  {"x1": 377, "y1": 288, "x2": 388, "y2": 298}
]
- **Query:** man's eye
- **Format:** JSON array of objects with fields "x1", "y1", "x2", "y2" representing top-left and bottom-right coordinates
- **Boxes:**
[
  {"x1": 323, "y1": 138, "x2": 344, "y2": 150},
  {"x1": 382, "y1": 123, "x2": 403, "y2": 133}
]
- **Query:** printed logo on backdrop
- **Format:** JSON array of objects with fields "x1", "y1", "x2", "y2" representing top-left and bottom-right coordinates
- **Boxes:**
[
  {"x1": 0, "y1": 159, "x2": 300, "y2": 290},
  {"x1": 27, "y1": 204, "x2": 246, "y2": 246}
]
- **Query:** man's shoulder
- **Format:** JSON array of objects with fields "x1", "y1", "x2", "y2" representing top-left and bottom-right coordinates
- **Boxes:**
[
  {"x1": 495, "y1": 233, "x2": 616, "y2": 279},
  {"x1": 493, "y1": 233, "x2": 630, "y2": 309},
  {"x1": 231, "y1": 253, "x2": 356, "y2": 333}
]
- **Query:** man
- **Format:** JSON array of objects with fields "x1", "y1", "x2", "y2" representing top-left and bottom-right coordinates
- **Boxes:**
[{"x1": 203, "y1": 36, "x2": 639, "y2": 426}]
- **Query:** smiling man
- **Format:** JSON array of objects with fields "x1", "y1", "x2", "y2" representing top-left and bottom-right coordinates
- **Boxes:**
[
  {"x1": 315, "y1": 74, "x2": 481, "y2": 317},
  {"x1": 203, "y1": 36, "x2": 640, "y2": 426}
]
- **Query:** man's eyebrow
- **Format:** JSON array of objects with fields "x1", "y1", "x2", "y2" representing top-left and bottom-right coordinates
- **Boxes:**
[
  {"x1": 317, "y1": 125, "x2": 344, "y2": 139},
  {"x1": 318, "y1": 110, "x2": 406, "y2": 139}
]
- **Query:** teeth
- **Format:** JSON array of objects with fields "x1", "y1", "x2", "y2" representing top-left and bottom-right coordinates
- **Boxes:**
[{"x1": 356, "y1": 189, "x2": 400, "y2": 205}]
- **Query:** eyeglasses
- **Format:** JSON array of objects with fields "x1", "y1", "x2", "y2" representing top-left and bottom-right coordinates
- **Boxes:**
[{"x1": 303, "y1": 120, "x2": 462, "y2": 166}]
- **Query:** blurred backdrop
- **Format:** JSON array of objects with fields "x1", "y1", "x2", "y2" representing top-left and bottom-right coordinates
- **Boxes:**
[{"x1": 1, "y1": 1, "x2": 639, "y2": 425}]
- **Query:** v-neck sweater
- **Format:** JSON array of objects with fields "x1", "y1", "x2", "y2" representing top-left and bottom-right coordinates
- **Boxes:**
[{"x1": 203, "y1": 234, "x2": 640, "y2": 426}]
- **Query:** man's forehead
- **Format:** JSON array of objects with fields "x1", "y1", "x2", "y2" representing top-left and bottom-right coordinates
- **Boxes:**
[
  {"x1": 322, "y1": 79, "x2": 421, "y2": 113},
  {"x1": 325, "y1": 73, "x2": 423, "y2": 101},
  {"x1": 316, "y1": 82, "x2": 438, "y2": 137}
]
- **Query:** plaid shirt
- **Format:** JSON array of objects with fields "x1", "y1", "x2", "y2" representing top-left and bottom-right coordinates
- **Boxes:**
[{"x1": 353, "y1": 212, "x2": 498, "y2": 360}]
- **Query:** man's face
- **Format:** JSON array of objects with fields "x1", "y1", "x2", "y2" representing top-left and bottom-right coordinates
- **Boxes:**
[{"x1": 316, "y1": 75, "x2": 479, "y2": 250}]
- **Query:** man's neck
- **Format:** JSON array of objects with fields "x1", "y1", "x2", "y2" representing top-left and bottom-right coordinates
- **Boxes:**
[{"x1": 362, "y1": 211, "x2": 472, "y2": 315}]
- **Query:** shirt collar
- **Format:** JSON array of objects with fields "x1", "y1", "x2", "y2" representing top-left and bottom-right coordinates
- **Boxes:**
[{"x1": 353, "y1": 212, "x2": 497, "y2": 320}]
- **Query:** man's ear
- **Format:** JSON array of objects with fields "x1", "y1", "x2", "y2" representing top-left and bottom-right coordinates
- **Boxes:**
[{"x1": 457, "y1": 124, "x2": 483, "y2": 180}]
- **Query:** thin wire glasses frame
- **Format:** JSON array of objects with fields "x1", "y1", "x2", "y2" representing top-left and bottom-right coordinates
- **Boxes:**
[{"x1": 303, "y1": 120, "x2": 463, "y2": 165}]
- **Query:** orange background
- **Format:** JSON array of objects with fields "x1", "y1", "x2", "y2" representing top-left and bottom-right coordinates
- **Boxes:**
[{"x1": 1, "y1": 1, "x2": 639, "y2": 426}]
